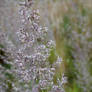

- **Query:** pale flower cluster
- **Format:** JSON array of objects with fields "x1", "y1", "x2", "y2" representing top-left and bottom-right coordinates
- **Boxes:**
[{"x1": 0, "y1": 0, "x2": 67, "y2": 92}]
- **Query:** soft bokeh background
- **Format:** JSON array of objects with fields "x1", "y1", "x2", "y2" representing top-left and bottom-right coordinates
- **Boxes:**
[
  {"x1": 37, "y1": 0, "x2": 92, "y2": 92},
  {"x1": 0, "y1": 0, "x2": 92, "y2": 92}
]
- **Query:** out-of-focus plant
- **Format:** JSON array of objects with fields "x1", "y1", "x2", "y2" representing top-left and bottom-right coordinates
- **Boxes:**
[
  {"x1": 39, "y1": 0, "x2": 92, "y2": 92},
  {"x1": 0, "y1": 33, "x2": 14, "y2": 92},
  {"x1": 0, "y1": 0, "x2": 67, "y2": 92}
]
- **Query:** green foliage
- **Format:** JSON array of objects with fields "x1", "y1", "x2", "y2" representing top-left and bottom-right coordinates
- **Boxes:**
[
  {"x1": 6, "y1": 81, "x2": 12, "y2": 92},
  {"x1": 63, "y1": 15, "x2": 70, "y2": 31},
  {"x1": 48, "y1": 48, "x2": 57, "y2": 64},
  {"x1": 0, "y1": 46, "x2": 12, "y2": 69},
  {"x1": 0, "y1": 44, "x2": 4, "y2": 48},
  {"x1": 40, "y1": 89, "x2": 48, "y2": 92},
  {"x1": 65, "y1": 82, "x2": 82, "y2": 92},
  {"x1": 0, "y1": 44, "x2": 13, "y2": 92},
  {"x1": 5, "y1": 72, "x2": 14, "y2": 80},
  {"x1": 0, "y1": 62, "x2": 12, "y2": 69}
]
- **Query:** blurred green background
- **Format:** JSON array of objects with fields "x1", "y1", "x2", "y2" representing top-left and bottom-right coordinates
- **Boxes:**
[{"x1": 37, "y1": 0, "x2": 92, "y2": 92}]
